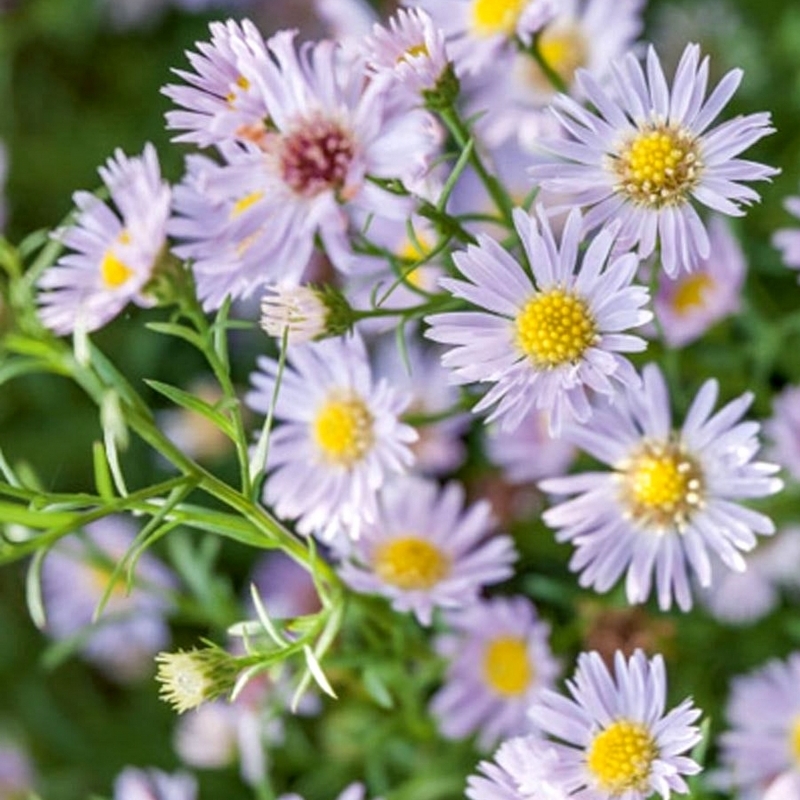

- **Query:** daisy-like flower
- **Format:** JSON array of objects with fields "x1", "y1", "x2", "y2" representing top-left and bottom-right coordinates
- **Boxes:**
[
  {"x1": 430, "y1": 596, "x2": 559, "y2": 748},
  {"x1": 773, "y1": 190, "x2": 800, "y2": 278},
  {"x1": 37, "y1": 144, "x2": 171, "y2": 335},
  {"x1": 362, "y1": 8, "x2": 450, "y2": 99},
  {"x1": 245, "y1": 334, "x2": 417, "y2": 540},
  {"x1": 541, "y1": 362, "x2": 783, "y2": 611},
  {"x1": 113, "y1": 767, "x2": 197, "y2": 800},
  {"x1": 716, "y1": 653, "x2": 800, "y2": 799},
  {"x1": 169, "y1": 29, "x2": 440, "y2": 310},
  {"x1": 765, "y1": 384, "x2": 800, "y2": 482},
  {"x1": 408, "y1": 0, "x2": 556, "y2": 77},
  {"x1": 467, "y1": 736, "x2": 567, "y2": 800},
  {"x1": 337, "y1": 476, "x2": 516, "y2": 625},
  {"x1": 529, "y1": 649, "x2": 703, "y2": 800},
  {"x1": 531, "y1": 43, "x2": 778, "y2": 277},
  {"x1": 162, "y1": 19, "x2": 270, "y2": 148},
  {"x1": 425, "y1": 206, "x2": 651, "y2": 434},
  {"x1": 652, "y1": 214, "x2": 745, "y2": 347},
  {"x1": 40, "y1": 516, "x2": 177, "y2": 682},
  {"x1": 280, "y1": 783, "x2": 380, "y2": 800}
]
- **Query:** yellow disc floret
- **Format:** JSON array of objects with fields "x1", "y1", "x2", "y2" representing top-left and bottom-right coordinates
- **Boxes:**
[
  {"x1": 100, "y1": 250, "x2": 134, "y2": 289},
  {"x1": 231, "y1": 191, "x2": 265, "y2": 218},
  {"x1": 523, "y1": 23, "x2": 588, "y2": 91},
  {"x1": 671, "y1": 274, "x2": 714, "y2": 315},
  {"x1": 586, "y1": 719, "x2": 658, "y2": 796},
  {"x1": 374, "y1": 537, "x2": 450, "y2": 590},
  {"x1": 791, "y1": 717, "x2": 800, "y2": 764},
  {"x1": 620, "y1": 441, "x2": 704, "y2": 530},
  {"x1": 312, "y1": 393, "x2": 375, "y2": 467},
  {"x1": 515, "y1": 288, "x2": 598, "y2": 368},
  {"x1": 482, "y1": 636, "x2": 533, "y2": 696},
  {"x1": 472, "y1": 0, "x2": 527, "y2": 36},
  {"x1": 612, "y1": 124, "x2": 702, "y2": 208}
]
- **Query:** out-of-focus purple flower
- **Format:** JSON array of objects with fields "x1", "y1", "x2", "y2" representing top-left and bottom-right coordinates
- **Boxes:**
[
  {"x1": 765, "y1": 384, "x2": 800, "y2": 482},
  {"x1": 0, "y1": 740, "x2": 35, "y2": 799},
  {"x1": 113, "y1": 767, "x2": 197, "y2": 800}
]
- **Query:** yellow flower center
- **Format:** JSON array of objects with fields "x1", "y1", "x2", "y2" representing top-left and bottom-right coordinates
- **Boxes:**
[
  {"x1": 586, "y1": 719, "x2": 658, "y2": 796},
  {"x1": 612, "y1": 125, "x2": 702, "y2": 208},
  {"x1": 515, "y1": 288, "x2": 597, "y2": 368},
  {"x1": 312, "y1": 394, "x2": 375, "y2": 466},
  {"x1": 100, "y1": 250, "x2": 134, "y2": 289},
  {"x1": 472, "y1": 0, "x2": 527, "y2": 36},
  {"x1": 671, "y1": 274, "x2": 714, "y2": 314},
  {"x1": 231, "y1": 191, "x2": 265, "y2": 218},
  {"x1": 226, "y1": 74, "x2": 251, "y2": 104},
  {"x1": 791, "y1": 717, "x2": 800, "y2": 764},
  {"x1": 482, "y1": 636, "x2": 533, "y2": 696},
  {"x1": 524, "y1": 23, "x2": 588, "y2": 91},
  {"x1": 373, "y1": 537, "x2": 450, "y2": 590},
  {"x1": 620, "y1": 442, "x2": 704, "y2": 530}
]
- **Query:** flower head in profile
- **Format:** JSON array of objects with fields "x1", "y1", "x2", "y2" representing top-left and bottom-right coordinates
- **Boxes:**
[
  {"x1": 532, "y1": 43, "x2": 778, "y2": 276},
  {"x1": 245, "y1": 334, "x2": 417, "y2": 540},
  {"x1": 541, "y1": 363, "x2": 783, "y2": 611},
  {"x1": 716, "y1": 653, "x2": 800, "y2": 798},
  {"x1": 37, "y1": 144, "x2": 171, "y2": 335},
  {"x1": 529, "y1": 649, "x2": 703, "y2": 800},
  {"x1": 156, "y1": 646, "x2": 241, "y2": 714},
  {"x1": 338, "y1": 476, "x2": 516, "y2": 625},
  {"x1": 430, "y1": 596, "x2": 559, "y2": 748},
  {"x1": 425, "y1": 206, "x2": 651, "y2": 434}
]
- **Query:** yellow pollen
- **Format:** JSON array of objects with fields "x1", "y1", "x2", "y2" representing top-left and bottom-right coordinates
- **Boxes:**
[
  {"x1": 312, "y1": 394, "x2": 374, "y2": 466},
  {"x1": 399, "y1": 42, "x2": 429, "y2": 63},
  {"x1": 100, "y1": 250, "x2": 134, "y2": 289},
  {"x1": 613, "y1": 125, "x2": 701, "y2": 209},
  {"x1": 231, "y1": 191, "x2": 264, "y2": 218},
  {"x1": 526, "y1": 24, "x2": 588, "y2": 91},
  {"x1": 586, "y1": 719, "x2": 658, "y2": 796},
  {"x1": 482, "y1": 636, "x2": 533, "y2": 696},
  {"x1": 790, "y1": 717, "x2": 800, "y2": 764},
  {"x1": 515, "y1": 288, "x2": 597, "y2": 368},
  {"x1": 472, "y1": 0, "x2": 527, "y2": 36},
  {"x1": 672, "y1": 273, "x2": 714, "y2": 314},
  {"x1": 373, "y1": 536, "x2": 449, "y2": 590},
  {"x1": 621, "y1": 442, "x2": 704, "y2": 530},
  {"x1": 226, "y1": 74, "x2": 251, "y2": 104}
]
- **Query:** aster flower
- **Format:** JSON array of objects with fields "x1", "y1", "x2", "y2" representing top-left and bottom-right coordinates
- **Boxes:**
[
  {"x1": 37, "y1": 144, "x2": 171, "y2": 335},
  {"x1": 113, "y1": 767, "x2": 197, "y2": 800},
  {"x1": 773, "y1": 191, "x2": 800, "y2": 278},
  {"x1": 40, "y1": 516, "x2": 177, "y2": 682},
  {"x1": 652, "y1": 214, "x2": 745, "y2": 347},
  {"x1": 280, "y1": 783, "x2": 379, "y2": 800},
  {"x1": 362, "y1": 8, "x2": 450, "y2": 99},
  {"x1": 529, "y1": 649, "x2": 703, "y2": 800},
  {"x1": 430, "y1": 596, "x2": 559, "y2": 747},
  {"x1": 245, "y1": 334, "x2": 417, "y2": 540},
  {"x1": 260, "y1": 284, "x2": 333, "y2": 344},
  {"x1": 425, "y1": 206, "x2": 651, "y2": 433},
  {"x1": 337, "y1": 476, "x2": 516, "y2": 625},
  {"x1": 169, "y1": 30, "x2": 440, "y2": 310},
  {"x1": 716, "y1": 653, "x2": 800, "y2": 799},
  {"x1": 765, "y1": 384, "x2": 800, "y2": 482},
  {"x1": 541, "y1": 363, "x2": 783, "y2": 611},
  {"x1": 531, "y1": 43, "x2": 778, "y2": 277},
  {"x1": 467, "y1": 736, "x2": 567, "y2": 800},
  {"x1": 409, "y1": 0, "x2": 556, "y2": 76},
  {"x1": 162, "y1": 19, "x2": 270, "y2": 148}
]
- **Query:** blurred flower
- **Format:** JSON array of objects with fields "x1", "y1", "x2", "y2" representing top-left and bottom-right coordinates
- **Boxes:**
[
  {"x1": 653, "y1": 215, "x2": 745, "y2": 347},
  {"x1": 467, "y1": 736, "x2": 567, "y2": 800},
  {"x1": 280, "y1": 783, "x2": 379, "y2": 800},
  {"x1": 716, "y1": 653, "x2": 800, "y2": 798},
  {"x1": 249, "y1": 551, "x2": 322, "y2": 619},
  {"x1": 532, "y1": 44, "x2": 778, "y2": 277},
  {"x1": 409, "y1": 0, "x2": 556, "y2": 76},
  {"x1": 425, "y1": 206, "x2": 650, "y2": 434},
  {"x1": 542, "y1": 363, "x2": 783, "y2": 611},
  {"x1": 485, "y1": 406, "x2": 574, "y2": 484},
  {"x1": 338, "y1": 476, "x2": 516, "y2": 625},
  {"x1": 169, "y1": 29, "x2": 440, "y2": 310},
  {"x1": 40, "y1": 516, "x2": 176, "y2": 682},
  {"x1": 245, "y1": 334, "x2": 417, "y2": 540},
  {"x1": 0, "y1": 740, "x2": 35, "y2": 800},
  {"x1": 37, "y1": 144, "x2": 171, "y2": 335},
  {"x1": 113, "y1": 767, "x2": 197, "y2": 800},
  {"x1": 314, "y1": 0, "x2": 377, "y2": 43},
  {"x1": 773, "y1": 192, "x2": 800, "y2": 279},
  {"x1": 764, "y1": 770, "x2": 800, "y2": 800},
  {"x1": 430, "y1": 596, "x2": 559, "y2": 749},
  {"x1": 765, "y1": 384, "x2": 800, "y2": 482},
  {"x1": 580, "y1": 605, "x2": 675, "y2": 667},
  {"x1": 529, "y1": 650, "x2": 702, "y2": 799}
]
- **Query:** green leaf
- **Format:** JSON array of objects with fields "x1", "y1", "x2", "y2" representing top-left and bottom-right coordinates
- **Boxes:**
[
  {"x1": 25, "y1": 547, "x2": 48, "y2": 629},
  {"x1": 362, "y1": 665, "x2": 394, "y2": 709},
  {"x1": 144, "y1": 379, "x2": 236, "y2": 439}
]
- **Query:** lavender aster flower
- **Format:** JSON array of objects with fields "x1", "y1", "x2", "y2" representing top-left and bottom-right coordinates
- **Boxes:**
[
  {"x1": 430, "y1": 596, "x2": 559, "y2": 747},
  {"x1": 765, "y1": 384, "x2": 800, "y2": 482},
  {"x1": 531, "y1": 43, "x2": 778, "y2": 276},
  {"x1": 716, "y1": 654, "x2": 800, "y2": 799},
  {"x1": 245, "y1": 334, "x2": 417, "y2": 540},
  {"x1": 425, "y1": 206, "x2": 651, "y2": 434},
  {"x1": 338, "y1": 476, "x2": 516, "y2": 625},
  {"x1": 772, "y1": 190, "x2": 800, "y2": 278},
  {"x1": 113, "y1": 767, "x2": 197, "y2": 800},
  {"x1": 37, "y1": 144, "x2": 170, "y2": 335},
  {"x1": 529, "y1": 649, "x2": 703, "y2": 800},
  {"x1": 541, "y1": 363, "x2": 783, "y2": 611}
]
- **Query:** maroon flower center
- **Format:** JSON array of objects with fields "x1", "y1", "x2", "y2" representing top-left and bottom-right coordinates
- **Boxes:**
[{"x1": 280, "y1": 116, "x2": 355, "y2": 198}]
